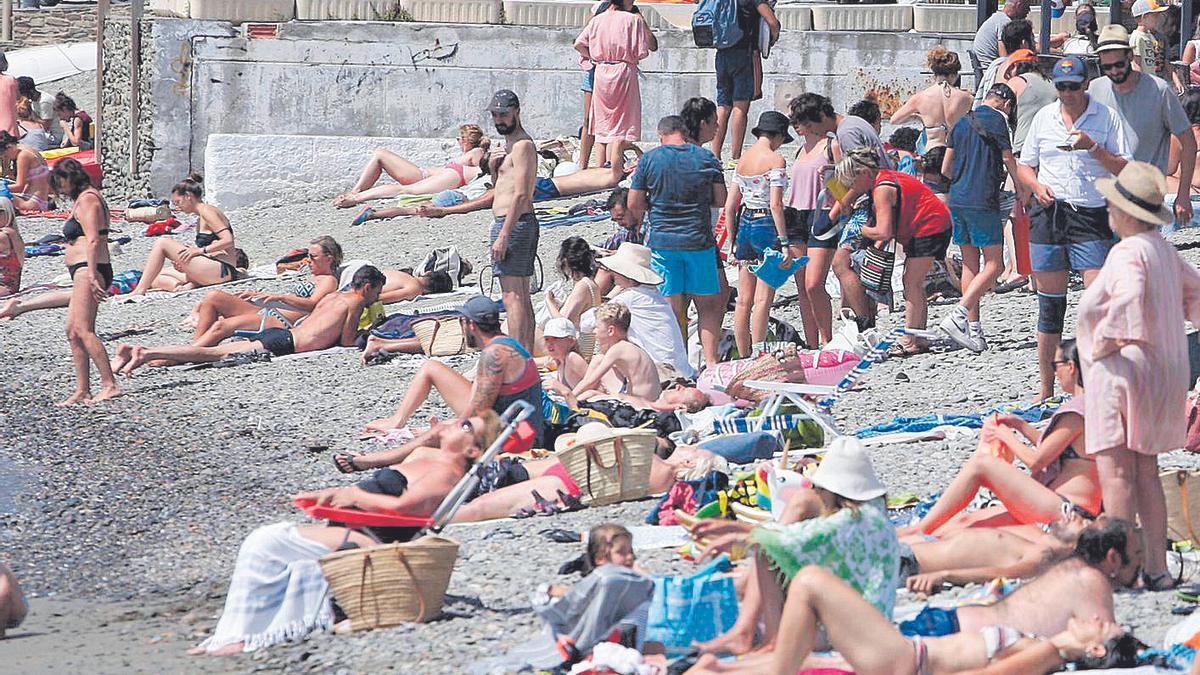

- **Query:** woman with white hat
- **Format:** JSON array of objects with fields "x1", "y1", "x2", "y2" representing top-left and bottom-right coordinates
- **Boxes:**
[
  {"x1": 692, "y1": 437, "x2": 898, "y2": 655},
  {"x1": 1078, "y1": 161, "x2": 1200, "y2": 589}
]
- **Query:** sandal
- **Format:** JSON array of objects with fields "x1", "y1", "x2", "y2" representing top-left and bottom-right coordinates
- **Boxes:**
[
  {"x1": 351, "y1": 207, "x2": 375, "y2": 227},
  {"x1": 333, "y1": 452, "x2": 363, "y2": 474},
  {"x1": 1143, "y1": 570, "x2": 1179, "y2": 591},
  {"x1": 531, "y1": 489, "x2": 559, "y2": 517},
  {"x1": 886, "y1": 341, "x2": 927, "y2": 359},
  {"x1": 994, "y1": 277, "x2": 1029, "y2": 294},
  {"x1": 555, "y1": 490, "x2": 586, "y2": 513}
]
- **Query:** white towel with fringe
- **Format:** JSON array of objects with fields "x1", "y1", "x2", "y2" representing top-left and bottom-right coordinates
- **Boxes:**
[{"x1": 196, "y1": 522, "x2": 333, "y2": 653}]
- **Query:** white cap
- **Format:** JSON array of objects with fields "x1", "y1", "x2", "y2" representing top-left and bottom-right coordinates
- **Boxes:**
[
  {"x1": 543, "y1": 317, "x2": 578, "y2": 339},
  {"x1": 1131, "y1": 0, "x2": 1167, "y2": 17}
]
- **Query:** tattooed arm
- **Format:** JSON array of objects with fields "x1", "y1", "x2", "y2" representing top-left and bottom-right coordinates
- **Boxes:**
[{"x1": 467, "y1": 344, "x2": 507, "y2": 415}]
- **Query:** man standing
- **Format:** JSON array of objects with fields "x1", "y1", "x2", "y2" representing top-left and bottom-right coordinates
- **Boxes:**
[
  {"x1": 938, "y1": 84, "x2": 1022, "y2": 353},
  {"x1": 787, "y1": 93, "x2": 891, "y2": 169},
  {"x1": 972, "y1": 0, "x2": 1030, "y2": 69},
  {"x1": 486, "y1": 89, "x2": 539, "y2": 353},
  {"x1": 1015, "y1": 55, "x2": 1130, "y2": 401},
  {"x1": 711, "y1": 0, "x2": 779, "y2": 164},
  {"x1": 629, "y1": 116, "x2": 726, "y2": 370},
  {"x1": 1090, "y1": 24, "x2": 1195, "y2": 226},
  {"x1": 975, "y1": 20, "x2": 1036, "y2": 106}
]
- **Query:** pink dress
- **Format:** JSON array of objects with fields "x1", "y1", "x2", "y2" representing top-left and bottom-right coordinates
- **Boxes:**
[
  {"x1": 1077, "y1": 232, "x2": 1200, "y2": 454},
  {"x1": 574, "y1": 9, "x2": 652, "y2": 144},
  {"x1": 0, "y1": 75, "x2": 18, "y2": 137}
]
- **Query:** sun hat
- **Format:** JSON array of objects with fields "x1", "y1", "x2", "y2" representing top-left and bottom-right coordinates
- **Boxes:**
[
  {"x1": 1096, "y1": 24, "x2": 1132, "y2": 52},
  {"x1": 1097, "y1": 161, "x2": 1174, "y2": 226},
  {"x1": 1052, "y1": 55, "x2": 1087, "y2": 84},
  {"x1": 751, "y1": 111, "x2": 794, "y2": 144},
  {"x1": 553, "y1": 422, "x2": 640, "y2": 453},
  {"x1": 544, "y1": 317, "x2": 579, "y2": 339},
  {"x1": 597, "y1": 242, "x2": 663, "y2": 287},
  {"x1": 459, "y1": 295, "x2": 501, "y2": 329},
  {"x1": 808, "y1": 436, "x2": 887, "y2": 501},
  {"x1": 1001, "y1": 48, "x2": 1038, "y2": 79},
  {"x1": 1131, "y1": 0, "x2": 1168, "y2": 17}
]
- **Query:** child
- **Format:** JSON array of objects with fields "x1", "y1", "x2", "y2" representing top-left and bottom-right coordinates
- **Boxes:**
[
  {"x1": 918, "y1": 145, "x2": 950, "y2": 203},
  {"x1": 542, "y1": 317, "x2": 589, "y2": 393},
  {"x1": 572, "y1": 303, "x2": 660, "y2": 402},
  {"x1": 1130, "y1": 0, "x2": 1169, "y2": 77}
]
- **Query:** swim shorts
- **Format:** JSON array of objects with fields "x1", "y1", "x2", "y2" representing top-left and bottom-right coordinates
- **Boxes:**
[
  {"x1": 1028, "y1": 200, "x2": 1113, "y2": 272},
  {"x1": 252, "y1": 327, "x2": 296, "y2": 356},
  {"x1": 533, "y1": 177, "x2": 561, "y2": 202},
  {"x1": 356, "y1": 468, "x2": 409, "y2": 497},
  {"x1": 651, "y1": 246, "x2": 721, "y2": 297},
  {"x1": 950, "y1": 206, "x2": 1004, "y2": 248},
  {"x1": 899, "y1": 605, "x2": 960, "y2": 637},
  {"x1": 490, "y1": 212, "x2": 540, "y2": 278},
  {"x1": 903, "y1": 229, "x2": 952, "y2": 259},
  {"x1": 715, "y1": 45, "x2": 754, "y2": 106},
  {"x1": 581, "y1": 66, "x2": 596, "y2": 93}
]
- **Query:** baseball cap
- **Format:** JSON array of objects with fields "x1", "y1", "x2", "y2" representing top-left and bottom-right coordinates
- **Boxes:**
[
  {"x1": 460, "y1": 295, "x2": 501, "y2": 328},
  {"x1": 1052, "y1": 55, "x2": 1087, "y2": 84},
  {"x1": 543, "y1": 317, "x2": 579, "y2": 339},
  {"x1": 1096, "y1": 24, "x2": 1131, "y2": 52},
  {"x1": 486, "y1": 89, "x2": 520, "y2": 113},
  {"x1": 1132, "y1": 0, "x2": 1168, "y2": 16}
]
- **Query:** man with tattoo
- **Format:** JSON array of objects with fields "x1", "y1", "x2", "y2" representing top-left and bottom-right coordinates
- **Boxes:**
[
  {"x1": 364, "y1": 295, "x2": 545, "y2": 447},
  {"x1": 485, "y1": 89, "x2": 539, "y2": 353}
]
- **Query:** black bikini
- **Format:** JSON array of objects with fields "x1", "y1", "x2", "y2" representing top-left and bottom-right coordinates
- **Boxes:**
[
  {"x1": 194, "y1": 228, "x2": 240, "y2": 279},
  {"x1": 63, "y1": 195, "x2": 114, "y2": 287}
]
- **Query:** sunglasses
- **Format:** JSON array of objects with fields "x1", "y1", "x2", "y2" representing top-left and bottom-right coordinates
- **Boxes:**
[
  {"x1": 1055, "y1": 82, "x2": 1083, "y2": 91},
  {"x1": 1099, "y1": 60, "x2": 1128, "y2": 72},
  {"x1": 1052, "y1": 359, "x2": 1072, "y2": 368}
]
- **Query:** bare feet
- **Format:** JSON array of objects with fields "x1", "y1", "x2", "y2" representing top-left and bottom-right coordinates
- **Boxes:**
[
  {"x1": 332, "y1": 193, "x2": 359, "y2": 209},
  {"x1": 55, "y1": 390, "x2": 91, "y2": 406},
  {"x1": 88, "y1": 384, "x2": 123, "y2": 404},
  {"x1": 360, "y1": 336, "x2": 384, "y2": 365},
  {"x1": 111, "y1": 344, "x2": 134, "y2": 373},
  {"x1": 695, "y1": 628, "x2": 756, "y2": 656},
  {"x1": 0, "y1": 297, "x2": 19, "y2": 321},
  {"x1": 188, "y1": 641, "x2": 244, "y2": 656},
  {"x1": 120, "y1": 346, "x2": 146, "y2": 376}
]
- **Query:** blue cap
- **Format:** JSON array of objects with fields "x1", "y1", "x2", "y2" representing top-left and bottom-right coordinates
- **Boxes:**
[
  {"x1": 1052, "y1": 55, "x2": 1087, "y2": 84},
  {"x1": 460, "y1": 295, "x2": 501, "y2": 329}
]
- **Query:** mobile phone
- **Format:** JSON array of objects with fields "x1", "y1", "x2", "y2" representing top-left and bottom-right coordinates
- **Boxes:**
[{"x1": 1056, "y1": 143, "x2": 1075, "y2": 151}]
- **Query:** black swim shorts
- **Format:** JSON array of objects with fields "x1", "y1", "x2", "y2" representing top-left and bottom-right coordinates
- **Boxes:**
[
  {"x1": 490, "y1": 212, "x2": 540, "y2": 278},
  {"x1": 253, "y1": 327, "x2": 295, "y2": 357}
]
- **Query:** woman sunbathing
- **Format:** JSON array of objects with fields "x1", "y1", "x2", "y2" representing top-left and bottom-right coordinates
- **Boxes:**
[
  {"x1": 898, "y1": 339, "x2": 1099, "y2": 539},
  {"x1": 0, "y1": 197, "x2": 22, "y2": 296},
  {"x1": 131, "y1": 174, "x2": 249, "y2": 295},
  {"x1": 188, "y1": 236, "x2": 343, "y2": 346},
  {"x1": 0, "y1": 131, "x2": 51, "y2": 212},
  {"x1": 333, "y1": 124, "x2": 488, "y2": 208}
]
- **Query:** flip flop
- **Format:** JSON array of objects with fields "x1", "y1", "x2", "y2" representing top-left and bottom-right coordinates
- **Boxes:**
[
  {"x1": 333, "y1": 452, "x2": 362, "y2": 474},
  {"x1": 351, "y1": 207, "x2": 375, "y2": 227},
  {"x1": 555, "y1": 490, "x2": 586, "y2": 513},
  {"x1": 994, "y1": 277, "x2": 1029, "y2": 294}
]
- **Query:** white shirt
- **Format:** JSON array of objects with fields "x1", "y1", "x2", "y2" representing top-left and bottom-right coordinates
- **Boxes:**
[
  {"x1": 1019, "y1": 96, "x2": 1132, "y2": 208},
  {"x1": 580, "y1": 284, "x2": 696, "y2": 378}
]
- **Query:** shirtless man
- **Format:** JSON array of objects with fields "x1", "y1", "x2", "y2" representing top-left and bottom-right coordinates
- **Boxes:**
[
  {"x1": 485, "y1": 89, "x2": 538, "y2": 352},
  {"x1": 902, "y1": 510, "x2": 1091, "y2": 594},
  {"x1": 598, "y1": 382, "x2": 710, "y2": 414},
  {"x1": 363, "y1": 295, "x2": 545, "y2": 447},
  {"x1": 572, "y1": 303, "x2": 660, "y2": 402},
  {"x1": 114, "y1": 266, "x2": 385, "y2": 374},
  {"x1": 379, "y1": 268, "x2": 453, "y2": 304}
]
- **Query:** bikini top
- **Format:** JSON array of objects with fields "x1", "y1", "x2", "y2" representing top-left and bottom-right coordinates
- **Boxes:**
[
  {"x1": 195, "y1": 226, "x2": 231, "y2": 249},
  {"x1": 63, "y1": 216, "x2": 109, "y2": 243}
]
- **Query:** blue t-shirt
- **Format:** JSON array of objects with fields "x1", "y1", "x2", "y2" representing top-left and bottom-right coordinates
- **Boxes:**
[
  {"x1": 946, "y1": 105, "x2": 1012, "y2": 211},
  {"x1": 630, "y1": 143, "x2": 725, "y2": 251}
]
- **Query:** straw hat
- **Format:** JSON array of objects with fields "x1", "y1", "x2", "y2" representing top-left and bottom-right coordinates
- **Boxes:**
[
  {"x1": 808, "y1": 436, "x2": 887, "y2": 501},
  {"x1": 1096, "y1": 24, "x2": 1131, "y2": 52},
  {"x1": 553, "y1": 422, "x2": 642, "y2": 453},
  {"x1": 1097, "y1": 161, "x2": 1173, "y2": 226},
  {"x1": 597, "y1": 242, "x2": 663, "y2": 286}
]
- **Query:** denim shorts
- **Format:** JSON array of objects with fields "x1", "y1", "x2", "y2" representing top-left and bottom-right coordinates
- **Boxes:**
[
  {"x1": 1027, "y1": 200, "x2": 1113, "y2": 272},
  {"x1": 651, "y1": 247, "x2": 721, "y2": 297},
  {"x1": 1030, "y1": 240, "x2": 1113, "y2": 273},
  {"x1": 715, "y1": 46, "x2": 754, "y2": 107},
  {"x1": 734, "y1": 211, "x2": 780, "y2": 261},
  {"x1": 785, "y1": 207, "x2": 837, "y2": 250},
  {"x1": 581, "y1": 66, "x2": 596, "y2": 93},
  {"x1": 950, "y1": 206, "x2": 1004, "y2": 248}
]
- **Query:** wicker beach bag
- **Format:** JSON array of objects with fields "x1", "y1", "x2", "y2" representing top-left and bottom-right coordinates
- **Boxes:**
[
  {"x1": 411, "y1": 316, "x2": 472, "y2": 356},
  {"x1": 319, "y1": 536, "x2": 459, "y2": 631},
  {"x1": 1162, "y1": 470, "x2": 1200, "y2": 545},
  {"x1": 557, "y1": 429, "x2": 657, "y2": 506}
]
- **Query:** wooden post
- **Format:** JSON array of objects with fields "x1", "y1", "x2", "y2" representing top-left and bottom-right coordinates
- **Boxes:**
[
  {"x1": 96, "y1": 0, "x2": 109, "y2": 168},
  {"x1": 2, "y1": 0, "x2": 11, "y2": 43},
  {"x1": 1039, "y1": 0, "x2": 1052, "y2": 54},
  {"x1": 129, "y1": 0, "x2": 143, "y2": 181}
]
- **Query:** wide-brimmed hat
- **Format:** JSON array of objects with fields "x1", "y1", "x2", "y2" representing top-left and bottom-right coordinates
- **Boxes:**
[
  {"x1": 808, "y1": 436, "x2": 887, "y2": 501},
  {"x1": 1097, "y1": 161, "x2": 1174, "y2": 225},
  {"x1": 553, "y1": 422, "x2": 641, "y2": 452},
  {"x1": 1096, "y1": 24, "x2": 1132, "y2": 53},
  {"x1": 751, "y1": 111, "x2": 794, "y2": 144},
  {"x1": 597, "y1": 242, "x2": 663, "y2": 286}
]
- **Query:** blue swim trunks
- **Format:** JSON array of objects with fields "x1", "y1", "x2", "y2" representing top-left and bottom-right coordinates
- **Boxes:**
[
  {"x1": 899, "y1": 605, "x2": 960, "y2": 637},
  {"x1": 651, "y1": 247, "x2": 721, "y2": 297},
  {"x1": 533, "y1": 177, "x2": 561, "y2": 202}
]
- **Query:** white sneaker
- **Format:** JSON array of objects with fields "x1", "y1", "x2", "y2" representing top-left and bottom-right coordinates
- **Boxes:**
[
  {"x1": 939, "y1": 311, "x2": 986, "y2": 353},
  {"x1": 970, "y1": 324, "x2": 989, "y2": 352}
]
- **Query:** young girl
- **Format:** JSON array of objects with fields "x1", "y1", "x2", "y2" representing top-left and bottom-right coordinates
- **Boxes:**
[{"x1": 53, "y1": 92, "x2": 92, "y2": 150}]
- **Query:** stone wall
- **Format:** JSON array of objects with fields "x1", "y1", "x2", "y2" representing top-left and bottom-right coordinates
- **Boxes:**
[
  {"x1": 98, "y1": 10, "x2": 156, "y2": 201},
  {"x1": 5, "y1": 6, "x2": 97, "y2": 48}
]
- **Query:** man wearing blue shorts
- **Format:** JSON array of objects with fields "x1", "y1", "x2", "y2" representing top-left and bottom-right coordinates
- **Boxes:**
[
  {"x1": 629, "y1": 115, "x2": 727, "y2": 368},
  {"x1": 1015, "y1": 55, "x2": 1131, "y2": 400},
  {"x1": 712, "y1": 0, "x2": 779, "y2": 163},
  {"x1": 938, "y1": 83, "x2": 1021, "y2": 353}
]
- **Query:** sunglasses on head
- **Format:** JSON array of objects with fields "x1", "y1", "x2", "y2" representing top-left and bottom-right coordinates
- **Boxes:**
[
  {"x1": 1099, "y1": 60, "x2": 1128, "y2": 72},
  {"x1": 1055, "y1": 81, "x2": 1083, "y2": 91}
]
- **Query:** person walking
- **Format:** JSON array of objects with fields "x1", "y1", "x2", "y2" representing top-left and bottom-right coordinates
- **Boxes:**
[
  {"x1": 711, "y1": 0, "x2": 779, "y2": 164},
  {"x1": 1080, "y1": 161, "x2": 1200, "y2": 590}
]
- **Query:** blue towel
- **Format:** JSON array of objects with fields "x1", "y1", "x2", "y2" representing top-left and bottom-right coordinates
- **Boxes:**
[{"x1": 854, "y1": 399, "x2": 1061, "y2": 439}]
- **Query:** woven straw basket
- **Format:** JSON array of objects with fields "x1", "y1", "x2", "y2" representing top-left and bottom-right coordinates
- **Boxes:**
[
  {"x1": 556, "y1": 430, "x2": 657, "y2": 506},
  {"x1": 319, "y1": 535, "x2": 459, "y2": 631},
  {"x1": 1162, "y1": 470, "x2": 1200, "y2": 545},
  {"x1": 411, "y1": 317, "x2": 472, "y2": 357}
]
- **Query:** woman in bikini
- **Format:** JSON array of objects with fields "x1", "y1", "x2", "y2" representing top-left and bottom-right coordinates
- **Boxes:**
[
  {"x1": 52, "y1": 158, "x2": 121, "y2": 405},
  {"x1": 334, "y1": 124, "x2": 488, "y2": 209},
  {"x1": 0, "y1": 131, "x2": 52, "y2": 213},
  {"x1": 130, "y1": 174, "x2": 248, "y2": 295},
  {"x1": 0, "y1": 197, "x2": 22, "y2": 297},
  {"x1": 898, "y1": 339, "x2": 1099, "y2": 540},
  {"x1": 889, "y1": 47, "x2": 973, "y2": 152},
  {"x1": 546, "y1": 236, "x2": 601, "y2": 327},
  {"x1": 187, "y1": 236, "x2": 343, "y2": 347}
]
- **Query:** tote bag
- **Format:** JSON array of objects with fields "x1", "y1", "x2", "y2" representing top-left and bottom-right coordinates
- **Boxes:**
[{"x1": 645, "y1": 555, "x2": 739, "y2": 654}]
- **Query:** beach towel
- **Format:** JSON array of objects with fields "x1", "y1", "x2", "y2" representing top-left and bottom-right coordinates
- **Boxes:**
[
  {"x1": 853, "y1": 399, "x2": 1063, "y2": 439},
  {"x1": 195, "y1": 522, "x2": 333, "y2": 654}
]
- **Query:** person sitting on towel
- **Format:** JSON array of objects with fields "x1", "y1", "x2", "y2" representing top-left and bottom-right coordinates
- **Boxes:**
[
  {"x1": 113, "y1": 266, "x2": 385, "y2": 374},
  {"x1": 565, "y1": 303, "x2": 660, "y2": 404},
  {"x1": 188, "y1": 412, "x2": 503, "y2": 657},
  {"x1": 364, "y1": 295, "x2": 546, "y2": 447}
]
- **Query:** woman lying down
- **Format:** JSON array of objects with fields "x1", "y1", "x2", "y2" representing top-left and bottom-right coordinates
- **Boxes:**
[{"x1": 191, "y1": 415, "x2": 719, "y2": 655}]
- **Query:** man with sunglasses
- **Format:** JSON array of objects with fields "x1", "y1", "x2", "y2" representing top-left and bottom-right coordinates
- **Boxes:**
[
  {"x1": 1089, "y1": 24, "x2": 1194, "y2": 228},
  {"x1": 1015, "y1": 54, "x2": 1131, "y2": 401}
]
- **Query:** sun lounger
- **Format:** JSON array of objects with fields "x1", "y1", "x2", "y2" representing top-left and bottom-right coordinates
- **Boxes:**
[{"x1": 740, "y1": 380, "x2": 842, "y2": 440}]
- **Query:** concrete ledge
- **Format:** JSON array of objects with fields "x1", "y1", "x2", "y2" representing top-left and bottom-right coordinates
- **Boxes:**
[
  {"x1": 297, "y1": 0, "x2": 399, "y2": 21},
  {"x1": 149, "y1": 0, "x2": 189, "y2": 18},
  {"x1": 503, "y1": 0, "x2": 593, "y2": 27},
  {"x1": 776, "y1": 5, "x2": 813, "y2": 31},
  {"x1": 189, "y1": 0, "x2": 296, "y2": 23},
  {"x1": 205, "y1": 134, "x2": 461, "y2": 210},
  {"x1": 1027, "y1": 7, "x2": 1110, "y2": 34},
  {"x1": 643, "y1": 3, "x2": 694, "y2": 31},
  {"x1": 403, "y1": 0, "x2": 502, "y2": 24},
  {"x1": 912, "y1": 5, "x2": 974, "y2": 34},
  {"x1": 810, "y1": 5, "x2": 912, "y2": 32}
]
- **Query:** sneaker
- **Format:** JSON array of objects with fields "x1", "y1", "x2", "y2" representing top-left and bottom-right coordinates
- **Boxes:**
[
  {"x1": 970, "y1": 324, "x2": 989, "y2": 352},
  {"x1": 939, "y1": 311, "x2": 986, "y2": 353}
]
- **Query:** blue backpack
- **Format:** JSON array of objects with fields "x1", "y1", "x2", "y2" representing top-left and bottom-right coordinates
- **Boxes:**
[{"x1": 692, "y1": 0, "x2": 742, "y2": 49}]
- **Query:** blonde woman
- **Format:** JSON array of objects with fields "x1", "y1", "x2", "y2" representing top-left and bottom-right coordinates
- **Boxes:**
[
  {"x1": 0, "y1": 197, "x2": 21, "y2": 296},
  {"x1": 334, "y1": 124, "x2": 489, "y2": 208}
]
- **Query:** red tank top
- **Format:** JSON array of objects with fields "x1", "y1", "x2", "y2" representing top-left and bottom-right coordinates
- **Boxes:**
[{"x1": 873, "y1": 169, "x2": 951, "y2": 243}]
